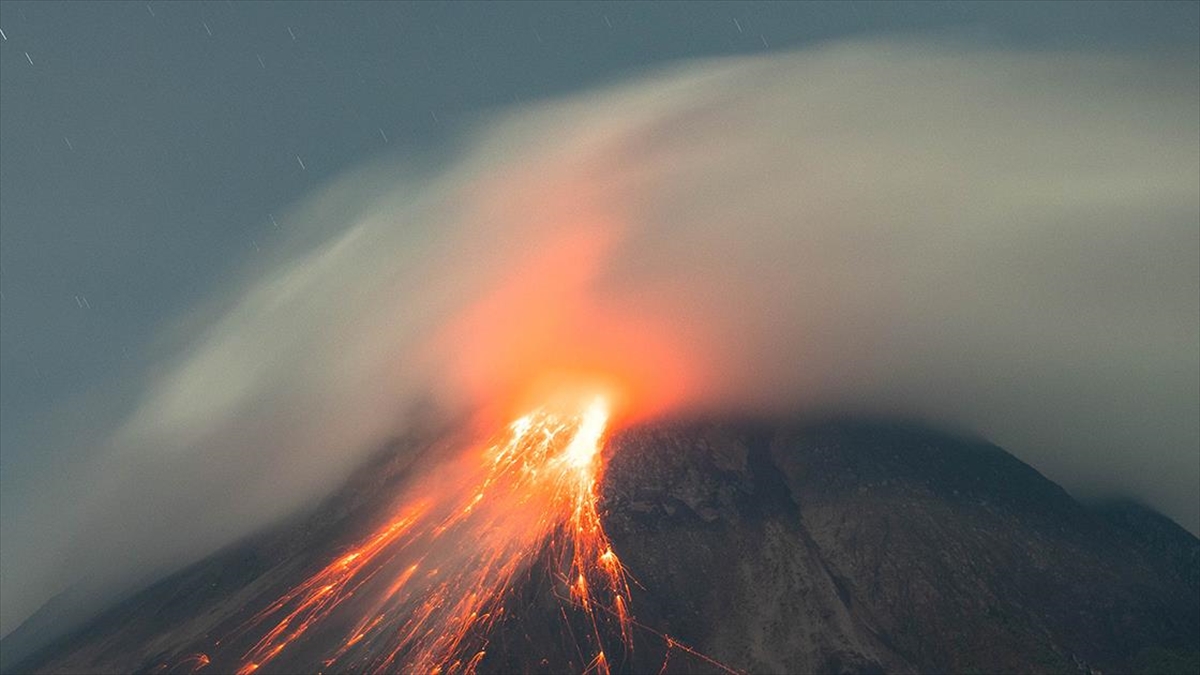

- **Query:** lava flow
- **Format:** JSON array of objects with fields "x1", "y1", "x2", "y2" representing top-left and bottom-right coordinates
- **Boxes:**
[{"x1": 229, "y1": 391, "x2": 634, "y2": 675}]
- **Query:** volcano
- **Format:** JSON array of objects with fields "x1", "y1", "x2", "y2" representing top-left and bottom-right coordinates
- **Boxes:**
[{"x1": 3, "y1": 415, "x2": 1198, "y2": 675}]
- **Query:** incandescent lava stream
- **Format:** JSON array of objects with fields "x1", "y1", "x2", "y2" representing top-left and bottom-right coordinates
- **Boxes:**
[{"x1": 229, "y1": 390, "x2": 639, "y2": 675}]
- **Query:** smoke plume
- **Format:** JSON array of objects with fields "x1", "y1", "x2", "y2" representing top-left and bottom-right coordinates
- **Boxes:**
[{"x1": 3, "y1": 39, "x2": 1197, "y2": 639}]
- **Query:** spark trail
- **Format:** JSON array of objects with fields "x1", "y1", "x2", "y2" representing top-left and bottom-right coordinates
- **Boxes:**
[{"x1": 232, "y1": 392, "x2": 633, "y2": 674}]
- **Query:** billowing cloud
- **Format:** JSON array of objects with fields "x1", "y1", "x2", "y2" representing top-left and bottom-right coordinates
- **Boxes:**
[{"x1": 3, "y1": 39, "x2": 1196, "y2": 637}]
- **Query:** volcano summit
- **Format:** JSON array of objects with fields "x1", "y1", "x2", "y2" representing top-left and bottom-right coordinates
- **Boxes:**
[{"x1": 4, "y1": 414, "x2": 1197, "y2": 675}]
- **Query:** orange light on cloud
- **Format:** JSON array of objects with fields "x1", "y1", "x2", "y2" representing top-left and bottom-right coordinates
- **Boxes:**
[{"x1": 429, "y1": 218, "x2": 697, "y2": 432}]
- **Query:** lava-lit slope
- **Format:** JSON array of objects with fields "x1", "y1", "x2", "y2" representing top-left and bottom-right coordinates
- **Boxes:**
[{"x1": 6, "y1": 419, "x2": 1199, "y2": 675}]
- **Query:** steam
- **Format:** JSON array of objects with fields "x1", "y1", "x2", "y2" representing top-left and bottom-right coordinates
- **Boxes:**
[{"x1": 2, "y1": 39, "x2": 1197, "y2": 638}]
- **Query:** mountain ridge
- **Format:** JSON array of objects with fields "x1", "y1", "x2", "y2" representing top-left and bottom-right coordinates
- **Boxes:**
[{"x1": 4, "y1": 417, "x2": 1197, "y2": 674}]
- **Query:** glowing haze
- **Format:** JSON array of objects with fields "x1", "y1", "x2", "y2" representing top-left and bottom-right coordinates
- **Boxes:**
[{"x1": 3, "y1": 39, "x2": 1198, "y2": 639}]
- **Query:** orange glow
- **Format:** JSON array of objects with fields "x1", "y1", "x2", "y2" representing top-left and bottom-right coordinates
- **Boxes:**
[
  {"x1": 425, "y1": 222, "x2": 700, "y2": 431},
  {"x1": 228, "y1": 389, "x2": 634, "y2": 674},
  {"x1": 151, "y1": 652, "x2": 212, "y2": 674}
]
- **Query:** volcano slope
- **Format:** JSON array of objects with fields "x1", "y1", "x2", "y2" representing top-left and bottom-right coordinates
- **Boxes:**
[{"x1": 4, "y1": 418, "x2": 1198, "y2": 675}]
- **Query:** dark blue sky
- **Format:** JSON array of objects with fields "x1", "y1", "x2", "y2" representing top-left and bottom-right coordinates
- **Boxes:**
[{"x1": 1, "y1": 0, "x2": 1197, "y2": 535}]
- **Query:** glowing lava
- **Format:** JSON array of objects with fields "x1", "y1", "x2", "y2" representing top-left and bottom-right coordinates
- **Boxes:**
[{"x1": 231, "y1": 392, "x2": 633, "y2": 674}]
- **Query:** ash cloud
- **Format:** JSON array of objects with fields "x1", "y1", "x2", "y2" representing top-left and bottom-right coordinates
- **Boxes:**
[{"x1": 2, "y1": 39, "x2": 1197, "y2": 637}]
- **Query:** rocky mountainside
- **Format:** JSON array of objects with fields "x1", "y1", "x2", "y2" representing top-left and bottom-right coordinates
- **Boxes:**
[
  {"x1": 596, "y1": 419, "x2": 1199, "y2": 674},
  {"x1": 4, "y1": 418, "x2": 1198, "y2": 674}
]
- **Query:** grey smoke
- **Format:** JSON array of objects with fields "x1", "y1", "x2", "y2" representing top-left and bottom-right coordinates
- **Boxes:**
[{"x1": 2, "y1": 39, "x2": 1197, "y2": 639}]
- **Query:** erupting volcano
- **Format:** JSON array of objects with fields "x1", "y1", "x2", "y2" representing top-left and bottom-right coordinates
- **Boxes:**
[
  {"x1": 10, "y1": 401, "x2": 1200, "y2": 675},
  {"x1": 220, "y1": 389, "x2": 647, "y2": 675},
  {"x1": 3, "y1": 13, "x2": 1196, "y2": 673}
]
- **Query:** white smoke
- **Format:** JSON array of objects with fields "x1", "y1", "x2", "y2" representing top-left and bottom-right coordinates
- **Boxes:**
[{"x1": 2, "y1": 39, "x2": 1197, "y2": 639}]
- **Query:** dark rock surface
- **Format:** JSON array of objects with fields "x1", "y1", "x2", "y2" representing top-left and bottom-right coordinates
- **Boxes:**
[
  {"x1": 4, "y1": 418, "x2": 1197, "y2": 674},
  {"x1": 598, "y1": 419, "x2": 1200, "y2": 674}
]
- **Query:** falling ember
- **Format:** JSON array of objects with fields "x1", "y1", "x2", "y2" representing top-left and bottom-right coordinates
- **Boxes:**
[
  {"x1": 228, "y1": 391, "x2": 634, "y2": 674},
  {"x1": 150, "y1": 653, "x2": 212, "y2": 674}
]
